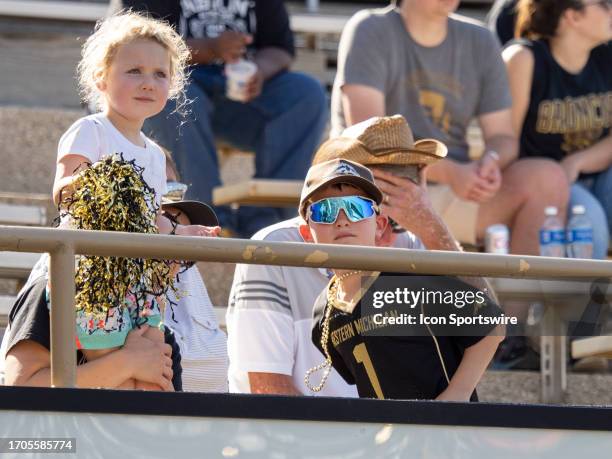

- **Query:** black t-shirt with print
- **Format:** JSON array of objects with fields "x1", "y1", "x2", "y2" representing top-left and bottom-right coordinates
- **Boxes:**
[
  {"x1": 311, "y1": 273, "x2": 503, "y2": 401},
  {"x1": 6, "y1": 276, "x2": 182, "y2": 391},
  {"x1": 518, "y1": 40, "x2": 612, "y2": 167},
  {"x1": 122, "y1": 0, "x2": 294, "y2": 56}
]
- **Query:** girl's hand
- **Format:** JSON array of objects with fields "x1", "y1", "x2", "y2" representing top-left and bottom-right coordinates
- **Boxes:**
[{"x1": 174, "y1": 224, "x2": 221, "y2": 237}]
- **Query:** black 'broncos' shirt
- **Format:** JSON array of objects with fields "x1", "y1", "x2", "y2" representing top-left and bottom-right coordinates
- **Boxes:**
[
  {"x1": 312, "y1": 273, "x2": 503, "y2": 401},
  {"x1": 518, "y1": 40, "x2": 611, "y2": 168}
]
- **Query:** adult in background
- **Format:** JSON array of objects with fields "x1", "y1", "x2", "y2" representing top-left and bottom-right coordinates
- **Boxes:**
[
  {"x1": 227, "y1": 116, "x2": 481, "y2": 396},
  {"x1": 122, "y1": 0, "x2": 328, "y2": 238},
  {"x1": 331, "y1": 0, "x2": 568, "y2": 254},
  {"x1": 503, "y1": 0, "x2": 612, "y2": 258}
]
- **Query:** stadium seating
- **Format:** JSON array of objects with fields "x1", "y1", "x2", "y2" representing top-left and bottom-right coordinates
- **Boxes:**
[{"x1": 0, "y1": 200, "x2": 49, "y2": 332}]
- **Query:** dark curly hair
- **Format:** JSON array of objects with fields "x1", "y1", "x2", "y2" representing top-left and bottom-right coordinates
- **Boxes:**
[{"x1": 516, "y1": 0, "x2": 586, "y2": 39}]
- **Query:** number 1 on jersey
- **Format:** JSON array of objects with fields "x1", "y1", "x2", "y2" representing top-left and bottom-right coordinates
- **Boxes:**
[{"x1": 353, "y1": 343, "x2": 385, "y2": 399}]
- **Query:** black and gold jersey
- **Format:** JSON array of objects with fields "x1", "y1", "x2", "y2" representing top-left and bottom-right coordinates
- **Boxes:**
[
  {"x1": 312, "y1": 273, "x2": 503, "y2": 401},
  {"x1": 519, "y1": 40, "x2": 611, "y2": 166}
]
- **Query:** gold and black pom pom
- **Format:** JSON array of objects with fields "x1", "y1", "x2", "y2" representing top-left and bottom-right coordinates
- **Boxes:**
[{"x1": 58, "y1": 153, "x2": 176, "y2": 320}]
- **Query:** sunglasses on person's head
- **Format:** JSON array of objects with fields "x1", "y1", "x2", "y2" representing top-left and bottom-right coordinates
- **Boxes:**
[
  {"x1": 307, "y1": 196, "x2": 379, "y2": 224},
  {"x1": 164, "y1": 181, "x2": 188, "y2": 202}
]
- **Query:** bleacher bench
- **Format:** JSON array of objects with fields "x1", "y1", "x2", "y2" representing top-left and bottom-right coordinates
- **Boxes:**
[
  {"x1": 0, "y1": 202, "x2": 46, "y2": 226},
  {"x1": 212, "y1": 179, "x2": 302, "y2": 208},
  {"x1": 572, "y1": 336, "x2": 612, "y2": 359},
  {"x1": 0, "y1": 202, "x2": 47, "y2": 282}
]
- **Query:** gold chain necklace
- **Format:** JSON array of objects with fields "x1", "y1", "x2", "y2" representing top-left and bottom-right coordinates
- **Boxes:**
[{"x1": 305, "y1": 270, "x2": 362, "y2": 392}]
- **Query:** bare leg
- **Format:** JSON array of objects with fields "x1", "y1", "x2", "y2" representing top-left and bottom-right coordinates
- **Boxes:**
[{"x1": 476, "y1": 158, "x2": 569, "y2": 255}]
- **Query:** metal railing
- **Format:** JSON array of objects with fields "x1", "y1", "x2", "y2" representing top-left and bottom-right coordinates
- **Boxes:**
[{"x1": 2, "y1": 224, "x2": 612, "y2": 388}]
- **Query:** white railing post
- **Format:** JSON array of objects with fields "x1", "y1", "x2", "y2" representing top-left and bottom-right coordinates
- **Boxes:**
[{"x1": 49, "y1": 243, "x2": 76, "y2": 388}]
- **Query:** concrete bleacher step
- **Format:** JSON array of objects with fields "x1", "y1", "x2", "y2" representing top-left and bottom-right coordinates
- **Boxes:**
[
  {"x1": 0, "y1": 202, "x2": 46, "y2": 226},
  {"x1": 478, "y1": 370, "x2": 612, "y2": 405},
  {"x1": 0, "y1": 252, "x2": 40, "y2": 280},
  {"x1": 0, "y1": 107, "x2": 83, "y2": 195}
]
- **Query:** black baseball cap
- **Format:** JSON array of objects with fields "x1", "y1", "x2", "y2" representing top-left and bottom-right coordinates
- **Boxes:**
[
  {"x1": 299, "y1": 158, "x2": 383, "y2": 219},
  {"x1": 161, "y1": 199, "x2": 219, "y2": 227}
]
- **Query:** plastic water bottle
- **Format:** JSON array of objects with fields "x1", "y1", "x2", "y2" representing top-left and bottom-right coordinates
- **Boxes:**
[
  {"x1": 566, "y1": 205, "x2": 593, "y2": 259},
  {"x1": 539, "y1": 206, "x2": 565, "y2": 258}
]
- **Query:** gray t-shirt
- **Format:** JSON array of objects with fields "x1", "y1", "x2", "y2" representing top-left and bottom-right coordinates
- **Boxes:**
[{"x1": 331, "y1": 7, "x2": 512, "y2": 162}]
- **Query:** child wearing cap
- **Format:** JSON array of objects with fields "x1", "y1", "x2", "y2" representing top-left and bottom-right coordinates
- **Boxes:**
[
  {"x1": 161, "y1": 152, "x2": 228, "y2": 393},
  {"x1": 299, "y1": 159, "x2": 505, "y2": 401}
]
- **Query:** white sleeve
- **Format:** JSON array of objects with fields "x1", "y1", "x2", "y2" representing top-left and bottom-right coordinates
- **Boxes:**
[
  {"x1": 157, "y1": 150, "x2": 167, "y2": 197},
  {"x1": 149, "y1": 140, "x2": 168, "y2": 198},
  {"x1": 395, "y1": 231, "x2": 426, "y2": 251},
  {"x1": 57, "y1": 118, "x2": 102, "y2": 164},
  {"x1": 227, "y1": 262, "x2": 295, "y2": 378}
]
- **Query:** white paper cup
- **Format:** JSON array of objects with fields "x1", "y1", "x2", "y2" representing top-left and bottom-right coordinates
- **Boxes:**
[{"x1": 225, "y1": 59, "x2": 257, "y2": 102}]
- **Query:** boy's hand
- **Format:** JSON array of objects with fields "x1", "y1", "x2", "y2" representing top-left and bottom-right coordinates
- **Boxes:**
[{"x1": 174, "y1": 224, "x2": 221, "y2": 237}]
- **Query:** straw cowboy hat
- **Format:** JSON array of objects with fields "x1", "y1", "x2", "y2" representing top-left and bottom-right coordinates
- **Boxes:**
[{"x1": 313, "y1": 115, "x2": 447, "y2": 166}]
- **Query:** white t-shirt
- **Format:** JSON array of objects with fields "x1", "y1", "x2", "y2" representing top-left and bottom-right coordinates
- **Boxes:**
[
  {"x1": 165, "y1": 266, "x2": 229, "y2": 393},
  {"x1": 226, "y1": 217, "x2": 425, "y2": 396},
  {"x1": 57, "y1": 113, "x2": 167, "y2": 212}
]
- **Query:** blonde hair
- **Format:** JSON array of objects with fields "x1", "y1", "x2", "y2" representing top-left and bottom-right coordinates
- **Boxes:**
[{"x1": 78, "y1": 10, "x2": 190, "y2": 111}]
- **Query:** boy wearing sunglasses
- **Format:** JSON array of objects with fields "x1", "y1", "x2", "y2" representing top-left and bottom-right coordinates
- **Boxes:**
[{"x1": 299, "y1": 159, "x2": 505, "y2": 401}]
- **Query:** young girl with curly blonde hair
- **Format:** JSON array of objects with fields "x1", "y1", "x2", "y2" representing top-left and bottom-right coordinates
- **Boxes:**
[{"x1": 51, "y1": 11, "x2": 219, "y2": 390}]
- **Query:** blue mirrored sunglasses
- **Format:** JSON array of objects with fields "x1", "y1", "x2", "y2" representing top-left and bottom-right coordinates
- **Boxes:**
[{"x1": 308, "y1": 196, "x2": 379, "y2": 224}]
